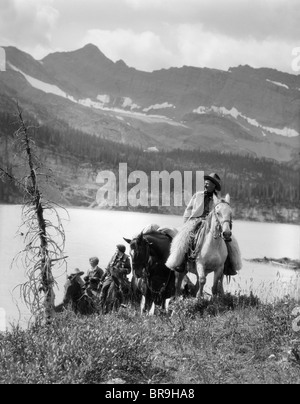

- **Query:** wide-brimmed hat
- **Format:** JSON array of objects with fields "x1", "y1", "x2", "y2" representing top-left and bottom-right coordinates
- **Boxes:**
[
  {"x1": 116, "y1": 244, "x2": 126, "y2": 253},
  {"x1": 70, "y1": 268, "x2": 84, "y2": 277},
  {"x1": 204, "y1": 173, "x2": 221, "y2": 191}
]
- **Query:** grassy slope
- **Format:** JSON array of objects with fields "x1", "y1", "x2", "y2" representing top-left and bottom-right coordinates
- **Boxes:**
[{"x1": 0, "y1": 294, "x2": 300, "y2": 384}]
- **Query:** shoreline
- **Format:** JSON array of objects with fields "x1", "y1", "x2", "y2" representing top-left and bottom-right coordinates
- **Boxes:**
[
  {"x1": 1, "y1": 202, "x2": 300, "y2": 226},
  {"x1": 245, "y1": 257, "x2": 300, "y2": 270}
]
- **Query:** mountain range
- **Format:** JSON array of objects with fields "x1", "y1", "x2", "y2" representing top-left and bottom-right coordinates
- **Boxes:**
[{"x1": 0, "y1": 44, "x2": 299, "y2": 163}]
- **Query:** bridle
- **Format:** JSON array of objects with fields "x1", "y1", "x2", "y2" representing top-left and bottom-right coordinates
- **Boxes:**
[
  {"x1": 212, "y1": 201, "x2": 233, "y2": 240},
  {"x1": 131, "y1": 234, "x2": 172, "y2": 296},
  {"x1": 131, "y1": 235, "x2": 152, "y2": 276}
]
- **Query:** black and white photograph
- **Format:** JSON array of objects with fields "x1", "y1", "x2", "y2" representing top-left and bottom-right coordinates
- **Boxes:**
[{"x1": 0, "y1": 0, "x2": 299, "y2": 386}]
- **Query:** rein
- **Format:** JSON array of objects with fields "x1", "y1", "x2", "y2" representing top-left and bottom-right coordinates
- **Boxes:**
[
  {"x1": 144, "y1": 261, "x2": 172, "y2": 297},
  {"x1": 188, "y1": 201, "x2": 233, "y2": 260}
]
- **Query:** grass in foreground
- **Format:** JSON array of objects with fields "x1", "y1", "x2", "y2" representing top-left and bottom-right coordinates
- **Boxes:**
[{"x1": 0, "y1": 293, "x2": 300, "y2": 384}]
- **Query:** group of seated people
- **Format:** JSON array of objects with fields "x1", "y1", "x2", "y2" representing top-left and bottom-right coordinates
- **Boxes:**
[{"x1": 69, "y1": 244, "x2": 131, "y2": 307}]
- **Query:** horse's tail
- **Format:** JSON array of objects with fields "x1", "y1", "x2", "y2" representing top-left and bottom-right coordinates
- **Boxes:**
[{"x1": 165, "y1": 220, "x2": 197, "y2": 269}]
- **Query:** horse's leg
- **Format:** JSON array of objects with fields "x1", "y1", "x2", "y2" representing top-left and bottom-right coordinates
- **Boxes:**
[
  {"x1": 149, "y1": 301, "x2": 155, "y2": 316},
  {"x1": 174, "y1": 266, "x2": 187, "y2": 298},
  {"x1": 145, "y1": 292, "x2": 155, "y2": 316},
  {"x1": 164, "y1": 298, "x2": 171, "y2": 313},
  {"x1": 212, "y1": 268, "x2": 224, "y2": 297},
  {"x1": 196, "y1": 261, "x2": 206, "y2": 299},
  {"x1": 218, "y1": 274, "x2": 225, "y2": 296},
  {"x1": 140, "y1": 295, "x2": 146, "y2": 315},
  {"x1": 186, "y1": 260, "x2": 199, "y2": 297}
]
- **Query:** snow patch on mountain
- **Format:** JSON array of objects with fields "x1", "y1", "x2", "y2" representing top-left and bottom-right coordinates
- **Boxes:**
[
  {"x1": 108, "y1": 108, "x2": 187, "y2": 127},
  {"x1": 78, "y1": 98, "x2": 108, "y2": 109},
  {"x1": 97, "y1": 94, "x2": 110, "y2": 104},
  {"x1": 6, "y1": 68, "x2": 182, "y2": 126},
  {"x1": 75, "y1": 95, "x2": 185, "y2": 126},
  {"x1": 143, "y1": 102, "x2": 175, "y2": 112},
  {"x1": 75, "y1": 96, "x2": 185, "y2": 127},
  {"x1": 266, "y1": 79, "x2": 289, "y2": 89},
  {"x1": 122, "y1": 97, "x2": 140, "y2": 110},
  {"x1": 9, "y1": 63, "x2": 68, "y2": 98},
  {"x1": 193, "y1": 105, "x2": 299, "y2": 137}
]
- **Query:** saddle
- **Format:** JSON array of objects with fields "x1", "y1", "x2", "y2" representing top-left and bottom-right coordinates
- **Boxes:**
[
  {"x1": 157, "y1": 226, "x2": 178, "y2": 239},
  {"x1": 187, "y1": 220, "x2": 205, "y2": 262},
  {"x1": 141, "y1": 223, "x2": 178, "y2": 239}
]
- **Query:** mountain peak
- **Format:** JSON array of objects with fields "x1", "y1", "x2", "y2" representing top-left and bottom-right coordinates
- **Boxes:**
[
  {"x1": 42, "y1": 43, "x2": 113, "y2": 65},
  {"x1": 115, "y1": 59, "x2": 128, "y2": 68},
  {"x1": 73, "y1": 43, "x2": 114, "y2": 66},
  {"x1": 80, "y1": 43, "x2": 101, "y2": 53},
  {"x1": 77, "y1": 43, "x2": 106, "y2": 57}
]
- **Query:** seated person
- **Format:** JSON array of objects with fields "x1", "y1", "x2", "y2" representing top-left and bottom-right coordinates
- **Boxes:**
[
  {"x1": 84, "y1": 256, "x2": 104, "y2": 291},
  {"x1": 99, "y1": 244, "x2": 131, "y2": 309}
]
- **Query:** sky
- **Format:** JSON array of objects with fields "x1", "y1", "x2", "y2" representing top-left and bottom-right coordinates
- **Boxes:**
[{"x1": 0, "y1": 0, "x2": 300, "y2": 74}]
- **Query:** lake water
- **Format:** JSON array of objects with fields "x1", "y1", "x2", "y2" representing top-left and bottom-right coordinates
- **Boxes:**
[{"x1": 0, "y1": 204, "x2": 299, "y2": 330}]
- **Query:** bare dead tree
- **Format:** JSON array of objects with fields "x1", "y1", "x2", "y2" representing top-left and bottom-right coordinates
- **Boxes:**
[{"x1": 0, "y1": 106, "x2": 68, "y2": 324}]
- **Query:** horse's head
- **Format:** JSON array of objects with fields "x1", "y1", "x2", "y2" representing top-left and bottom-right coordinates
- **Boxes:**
[
  {"x1": 213, "y1": 193, "x2": 233, "y2": 241},
  {"x1": 124, "y1": 233, "x2": 152, "y2": 278}
]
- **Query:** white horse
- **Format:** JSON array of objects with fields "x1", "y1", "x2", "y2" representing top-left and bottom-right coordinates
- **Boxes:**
[
  {"x1": 195, "y1": 194, "x2": 242, "y2": 297},
  {"x1": 168, "y1": 194, "x2": 242, "y2": 298}
]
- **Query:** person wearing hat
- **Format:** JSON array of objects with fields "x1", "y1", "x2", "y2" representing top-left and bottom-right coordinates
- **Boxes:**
[
  {"x1": 183, "y1": 173, "x2": 221, "y2": 222},
  {"x1": 68, "y1": 268, "x2": 85, "y2": 288},
  {"x1": 166, "y1": 172, "x2": 222, "y2": 271},
  {"x1": 99, "y1": 244, "x2": 131, "y2": 312},
  {"x1": 84, "y1": 256, "x2": 104, "y2": 290}
]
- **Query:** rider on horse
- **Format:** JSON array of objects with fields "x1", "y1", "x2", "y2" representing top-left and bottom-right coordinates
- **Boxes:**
[
  {"x1": 165, "y1": 173, "x2": 222, "y2": 271},
  {"x1": 68, "y1": 267, "x2": 85, "y2": 286},
  {"x1": 84, "y1": 256, "x2": 104, "y2": 292},
  {"x1": 166, "y1": 172, "x2": 238, "y2": 278},
  {"x1": 183, "y1": 173, "x2": 221, "y2": 223},
  {"x1": 99, "y1": 244, "x2": 131, "y2": 310}
]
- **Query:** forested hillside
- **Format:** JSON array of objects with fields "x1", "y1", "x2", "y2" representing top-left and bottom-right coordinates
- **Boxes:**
[{"x1": 0, "y1": 111, "x2": 299, "y2": 223}]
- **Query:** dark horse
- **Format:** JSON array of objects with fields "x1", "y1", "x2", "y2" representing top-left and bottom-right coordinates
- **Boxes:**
[
  {"x1": 124, "y1": 230, "x2": 176, "y2": 315},
  {"x1": 55, "y1": 275, "x2": 99, "y2": 315},
  {"x1": 100, "y1": 267, "x2": 127, "y2": 314},
  {"x1": 55, "y1": 273, "x2": 125, "y2": 316}
]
